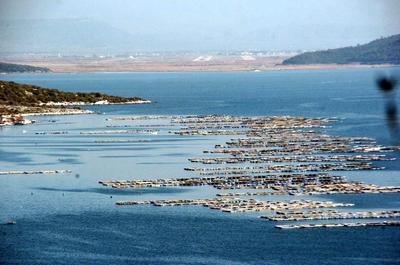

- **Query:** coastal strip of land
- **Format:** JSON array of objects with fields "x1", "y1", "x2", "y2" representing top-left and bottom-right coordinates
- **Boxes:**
[{"x1": 1, "y1": 56, "x2": 396, "y2": 73}]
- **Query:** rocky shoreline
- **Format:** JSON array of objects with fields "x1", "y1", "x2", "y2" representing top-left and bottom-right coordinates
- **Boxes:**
[
  {"x1": 40, "y1": 99, "x2": 151, "y2": 106},
  {"x1": 0, "y1": 106, "x2": 94, "y2": 126}
]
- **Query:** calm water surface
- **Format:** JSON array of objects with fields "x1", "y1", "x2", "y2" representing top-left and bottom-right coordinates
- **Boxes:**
[{"x1": 1, "y1": 68, "x2": 400, "y2": 264}]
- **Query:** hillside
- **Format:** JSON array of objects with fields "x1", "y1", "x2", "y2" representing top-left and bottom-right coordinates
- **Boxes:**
[
  {"x1": 282, "y1": 34, "x2": 400, "y2": 65},
  {"x1": 0, "y1": 62, "x2": 50, "y2": 73},
  {"x1": 0, "y1": 80, "x2": 148, "y2": 115}
]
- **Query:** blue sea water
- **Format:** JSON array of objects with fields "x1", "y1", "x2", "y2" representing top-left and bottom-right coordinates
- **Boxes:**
[{"x1": 1, "y1": 68, "x2": 400, "y2": 265}]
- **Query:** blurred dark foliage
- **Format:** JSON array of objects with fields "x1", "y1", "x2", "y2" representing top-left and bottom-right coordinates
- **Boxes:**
[
  {"x1": 378, "y1": 78, "x2": 396, "y2": 92},
  {"x1": 377, "y1": 76, "x2": 399, "y2": 142}
]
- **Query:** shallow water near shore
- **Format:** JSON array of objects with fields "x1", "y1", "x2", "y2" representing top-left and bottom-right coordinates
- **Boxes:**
[{"x1": 1, "y1": 68, "x2": 400, "y2": 264}]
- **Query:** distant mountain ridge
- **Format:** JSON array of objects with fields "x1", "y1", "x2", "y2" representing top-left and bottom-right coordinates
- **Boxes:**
[
  {"x1": 0, "y1": 18, "x2": 150, "y2": 54},
  {"x1": 282, "y1": 34, "x2": 400, "y2": 65}
]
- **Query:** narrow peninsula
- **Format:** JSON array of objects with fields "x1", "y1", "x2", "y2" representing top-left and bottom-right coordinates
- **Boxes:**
[{"x1": 0, "y1": 80, "x2": 150, "y2": 125}]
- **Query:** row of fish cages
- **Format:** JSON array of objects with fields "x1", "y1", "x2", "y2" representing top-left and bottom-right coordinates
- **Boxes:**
[
  {"x1": 295, "y1": 183, "x2": 400, "y2": 195},
  {"x1": 200, "y1": 174, "x2": 348, "y2": 190},
  {"x1": 221, "y1": 136, "x2": 375, "y2": 147},
  {"x1": 107, "y1": 115, "x2": 171, "y2": 121},
  {"x1": 99, "y1": 173, "x2": 346, "y2": 190},
  {"x1": 171, "y1": 129, "x2": 250, "y2": 136},
  {"x1": 188, "y1": 154, "x2": 395, "y2": 164},
  {"x1": 171, "y1": 115, "x2": 313, "y2": 124},
  {"x1": 99, "y1": 174, "x2": 400, "y2": 195},
  {"x1": 79, "y1": 129, "x2": 159, "y2": 135},
  {"x1": 261, "y1": 210, "x2": 400, "y2": 221},
  {"x1": 171, "y1": 115, "x2": 253, "y2": 124},
  {"x1": 172, "y1": 115, "x2": 337, "y2": 129},
  {"x1": 275, "y1": 221, "x2": 400, "y2": 229},
  {"x1": 181, "y1": 124, "x2": 244, "y2": 130},
  {"x1": 204, "y1": 146, "x2": 398, "y2": 157},
  {"x1": 172, "y1": 129, "x2": 328, "y2": 137},
  {"x1": 35, "y1": 129, "x2": 160, "y2": 135},
  {"x1": 94, "y1": 139, "x2": 151, "y2": 143},
  {"x1": 106, "y1": 124, "x2": 171, "y2": 128},
  {"x1": 115, "y1": 198, "x2": 353, "y2": 213},
  {"x1": 0, "y1": 169, "x2": 71, "y2": 175},
  {"x1": 185, "y1": 162, "x2": 384, "y2": 176},
  {"x1": 35, "y1": 131, "x2": 69, "y2": 135},
  {"x1": 216, "y1": 184, "x2": 400, "y2": 196},
  {"x1": 217, "y1": 191, "x2": 290, "y2": 197}
]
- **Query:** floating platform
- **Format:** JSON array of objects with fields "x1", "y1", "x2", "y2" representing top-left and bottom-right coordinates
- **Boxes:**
[
  {"x1": 0, "y1": 169, "x2": 72, "y2": 175},
  {"x1": 275, "y1": 221, "x2": 400, "y2": 229}
]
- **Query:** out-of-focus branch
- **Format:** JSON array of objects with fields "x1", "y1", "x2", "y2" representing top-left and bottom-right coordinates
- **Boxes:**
[{"x1": 377, "y1": 77, "x2": 399, "y2": 142}]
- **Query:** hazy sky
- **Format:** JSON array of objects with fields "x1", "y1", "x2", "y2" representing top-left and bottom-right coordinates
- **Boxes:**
[{"x1": 1, "y1": 0, "x2": 399, "y2": 51}]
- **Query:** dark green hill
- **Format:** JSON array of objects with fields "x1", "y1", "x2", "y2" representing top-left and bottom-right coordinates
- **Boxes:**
[
  {"x1": 0, "y1": 62, "x2": 50, "y2": 73},
  {"x1": 282, "y1": 34, "x2": 400, "y2": 65},
  {"x1": 0, "y1": 80, "x2": 146, "y2": 106}
]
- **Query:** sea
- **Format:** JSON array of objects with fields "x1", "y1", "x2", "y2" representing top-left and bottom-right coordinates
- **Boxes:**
[{"x1": 1, "y1": 68, "x2": 400, "y2": 265}]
